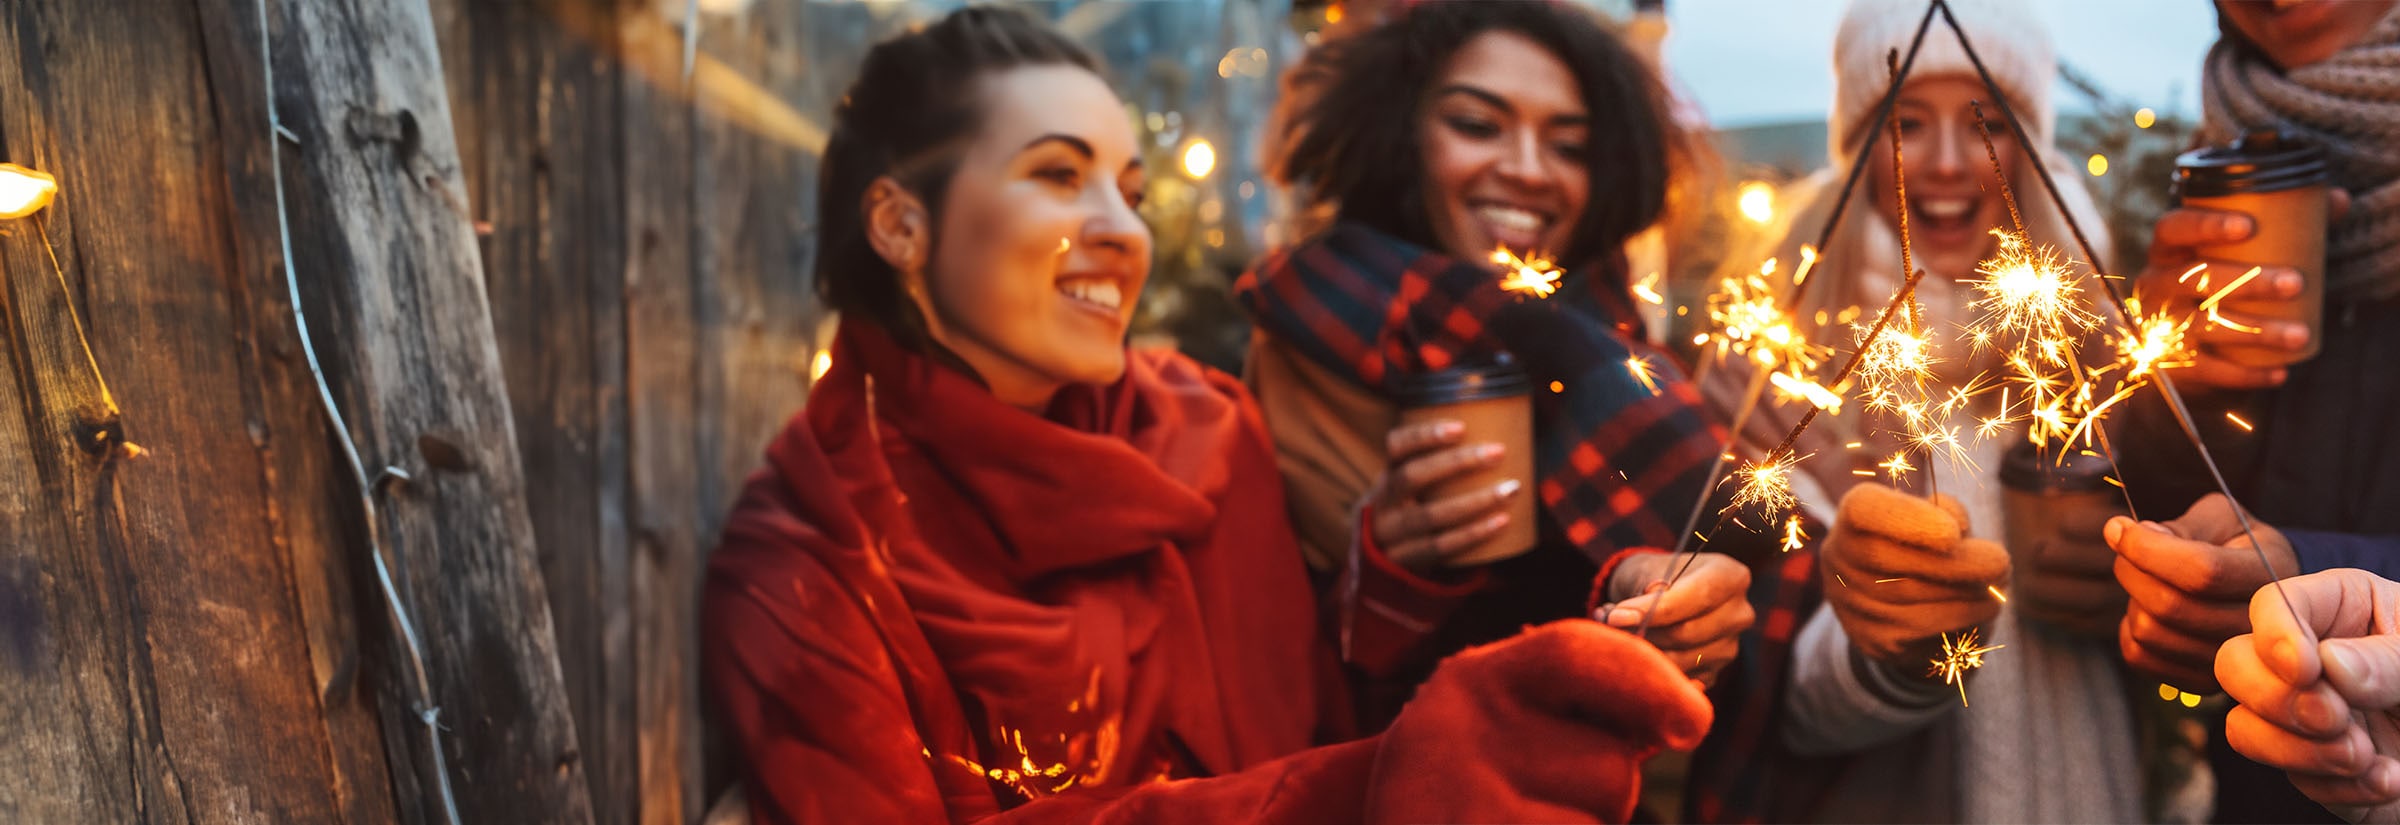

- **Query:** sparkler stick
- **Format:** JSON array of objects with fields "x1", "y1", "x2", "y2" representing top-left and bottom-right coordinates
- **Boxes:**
[
  {"x1": 1933, "y1": 0, "x2": 2300, "y2": 627},
  {"x1": 1635, "y1": 7, "x2": 1944, "y2": 636},
  {"x1": 1884, "y1": 50, "x2": 1940, "y2": 501}
]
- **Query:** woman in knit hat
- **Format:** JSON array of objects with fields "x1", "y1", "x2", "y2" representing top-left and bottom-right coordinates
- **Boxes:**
[{"x1": 1692, "y1": 0, "x2": 2151, "y2": 821}]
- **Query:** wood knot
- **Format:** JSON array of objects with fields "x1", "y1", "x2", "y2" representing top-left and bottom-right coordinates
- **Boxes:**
[
  {"x1": 343, "y1": 107, "x2": 422, "y2": 164},
  {"x1": 415, "y1": 433, "x2": 476, "y2": 472},
  {"x1": 70, "y1": 413, "x2": 121, "y2": 458}
]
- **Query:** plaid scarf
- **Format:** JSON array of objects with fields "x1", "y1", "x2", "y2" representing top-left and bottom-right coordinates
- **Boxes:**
[{"x1": 1235, "y1": 221, "x2": 1721, "y2": 563}]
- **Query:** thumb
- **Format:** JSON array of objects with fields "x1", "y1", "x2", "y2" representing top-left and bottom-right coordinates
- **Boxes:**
[{"x1": 2323, "y1": 636, "x2": 2400, "y2": 710}]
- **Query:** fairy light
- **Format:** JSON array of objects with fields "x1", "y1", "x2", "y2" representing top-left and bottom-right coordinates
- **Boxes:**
[
  {"x1": 2135, "y1": 108, "x2": 2156, "y2": 129},
  {"x1": 2086, "y1": 154, "x2": 2109, "y2": 177},
  {"x1": 1491, "y1": 247, "x2": 1562, "y2": 298},
  {"x1": 1737, "y1": 180, "x2": 1775, "y2": 225},
  {"x1": 0, "y1": 164, "x2": 59, "y2": 219},
  {"x1": 1181, "y1": 139, "x2": 1216, "y2": 179},
  {"x1": 1930, "y1": 628, "x2": 2004, "y2": 707}
]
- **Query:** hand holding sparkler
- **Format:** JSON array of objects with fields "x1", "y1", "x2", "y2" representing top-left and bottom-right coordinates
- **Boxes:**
[
  {"x1": 1820, "y1": 485, "x2": 2011, "y2": 676},
  {"x1": 2108, "y1": 493, "x2": 2302, "y2": 693},
  {"x1": 2218, "y1": 568, "x2": 2400, "y2": 822},
  {"x1": 1596, "y1": 552, "x2": 1754, "y2": 686}
]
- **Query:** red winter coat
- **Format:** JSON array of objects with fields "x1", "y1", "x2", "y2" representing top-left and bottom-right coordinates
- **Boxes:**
[{"x1": 702, "y1": 320, "x2": 1710, "y2": 824}]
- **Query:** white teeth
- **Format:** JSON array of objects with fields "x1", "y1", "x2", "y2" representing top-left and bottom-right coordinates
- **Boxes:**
[
  {"x1": 1058, "y1": 279, "x2": 1122, "y2": 311},
  {"x1": 1920, "y1": 199, "x2": 1973, "y2": 220},
  {"x1": 1475, "y1": 205, "x2": 1544, "y2": 233}
]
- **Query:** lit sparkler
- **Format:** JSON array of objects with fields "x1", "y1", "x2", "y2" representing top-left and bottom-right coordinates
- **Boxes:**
[
  {"x1": 1929, "y1": 628, "x2": 2005, "y2": 707},
  {"x1": 1727, "y1": 451, "x2": 1805, "y2": 517},
  {"x1": 1493, "y1": 247, "x2": 1562, "y2": 298}
]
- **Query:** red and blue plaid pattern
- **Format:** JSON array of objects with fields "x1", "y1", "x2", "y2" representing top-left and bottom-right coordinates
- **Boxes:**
[{"x1": 1235, "y1": 222, "x2": 1724, "y2": 564}]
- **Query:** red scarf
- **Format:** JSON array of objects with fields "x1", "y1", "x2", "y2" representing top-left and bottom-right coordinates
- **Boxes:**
[{"x1": 717, "y1": 320, "x2": 1324, "y2": 817}]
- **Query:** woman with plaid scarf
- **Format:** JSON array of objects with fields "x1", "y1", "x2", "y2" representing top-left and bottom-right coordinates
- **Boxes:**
[{"x1": 1240, "y1": 0, "x2": 1767, "y2": 741}]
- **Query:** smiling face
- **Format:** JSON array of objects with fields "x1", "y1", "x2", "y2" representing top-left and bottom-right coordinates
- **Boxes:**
[
  {"x1": 1865, "y1": 75, "x2": 2020, "y2": 279},
  {"x1": 2218, "y1": 0, "x2": 2400, "y2": 70},
  {"x1": 912, "y1": 64, "x2": 1151, "y2": 409},
  {"x1": 1415, "y1": 30, "x2": 1591, "y2": 263}
]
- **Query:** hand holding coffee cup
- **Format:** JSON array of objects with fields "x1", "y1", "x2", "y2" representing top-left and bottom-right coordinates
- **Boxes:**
[
  {"x1": 1370, "y1": 361, "x2": 1539, "y2": 570},
  {"x1": 1369, "y1": 418, "x2": 1526, "y2": 571},
  {"x1": 2147, "y1": 131, "x2": 2348, "y2": 390}
]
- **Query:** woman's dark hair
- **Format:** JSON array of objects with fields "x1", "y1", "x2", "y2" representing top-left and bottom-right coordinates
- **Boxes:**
[
  {"x1": 1272, "y1": 1, "x2": 1686, "y2": 267},
  {"x1": 815, "y1": 8, "x2": 1100, "y2": 347}
]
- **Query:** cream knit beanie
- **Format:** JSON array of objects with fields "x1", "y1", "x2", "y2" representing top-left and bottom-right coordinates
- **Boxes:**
[{"x1": 1829, "y1": 0, "x2": 2054, "y2": 167}]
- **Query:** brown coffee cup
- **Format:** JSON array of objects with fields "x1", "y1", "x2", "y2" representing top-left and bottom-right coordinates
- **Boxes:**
[
  {"x1": 1390, "y1": 360, "x2": 1539, "y2": 566},
  {"x1": 1997, "y1": 442, "x2": 2121, "y2": 576},
  {"x1": 2173, "y1": 130, "x2": 2330, "y2": 368}
]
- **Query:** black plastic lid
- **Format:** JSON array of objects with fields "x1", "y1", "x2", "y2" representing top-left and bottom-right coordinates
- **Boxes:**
[
  {"x1": 1998, "y1": 441, "x2": 2116, "y2": 493},
  {"x1": 2174, "y1": 130, "x2": 2328, "y2": 198},
  {"x1": 1389, "y1": 357, "x2": 1533, "y2": 407}
]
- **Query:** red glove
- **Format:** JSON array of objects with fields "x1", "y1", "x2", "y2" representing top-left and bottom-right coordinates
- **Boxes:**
[{"x1": 1366, "y1": 620, "x2": 1712, "y2": 823}]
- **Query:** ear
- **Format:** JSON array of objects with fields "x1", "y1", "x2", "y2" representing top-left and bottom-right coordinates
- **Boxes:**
[{"x1": 862, "y1": 177, "x2": 931, "y2": 277}]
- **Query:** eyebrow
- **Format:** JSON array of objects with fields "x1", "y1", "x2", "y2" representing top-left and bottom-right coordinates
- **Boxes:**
[
  {"x1": 1431, "y1": 84, "x2": 1589, "y2": 127},
  {"x1": 1021, "y1": 133, "x2": 1094, "y2": 159}
]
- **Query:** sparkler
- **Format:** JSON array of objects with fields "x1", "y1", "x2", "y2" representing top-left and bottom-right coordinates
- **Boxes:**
[
  {"x1": 1492, "y1": 247, "x2": 1563, "y2": 298},
  {"x1": 1930, "y1": 628, "x2": 2005, "y2": 707},
  {"x1": 1627, "y1": 355, "x2": 1662, "y2": 396},
  {"x1": 1728, "y1": 451, "x2": 1806, "y2": 517},
  {"x1": 1781, "y1": 512, "x2": 1809, "y2": 553},
  {"x1": 1937, "y1": 0, "x2": 2305, "y2": 633}
]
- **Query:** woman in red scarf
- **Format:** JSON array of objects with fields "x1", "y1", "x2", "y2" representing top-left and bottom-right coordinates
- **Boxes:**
[{"x1": 701, "y1": 8, "x2": 1709, "y2": 824}]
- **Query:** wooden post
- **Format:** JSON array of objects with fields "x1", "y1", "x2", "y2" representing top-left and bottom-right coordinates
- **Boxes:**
[{"x1": 0, "y1": 0, "x2": 593, "y2": 821}]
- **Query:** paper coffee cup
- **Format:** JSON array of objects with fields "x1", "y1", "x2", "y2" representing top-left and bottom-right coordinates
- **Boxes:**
[
  {"x1": 2173, "y1": 130, "x2": 2330, "y2": 368},
  {"x1": 1390, "y1": 360, "x2": 1539, "y2": 566}
]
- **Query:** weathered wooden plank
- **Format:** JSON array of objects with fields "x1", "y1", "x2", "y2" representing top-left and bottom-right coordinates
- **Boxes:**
[
  {"x1": 0, "y1": 0, "x2": 383, "y2": 822},
  {"x1": 616, "y1": 5, "x2": 707, "y2": 822},
  {"x1": 244, "y1": 0, "x2": 595, "y2": 820},
  {"x1": 430, "y1": 1, "x2": 636, "y2": 822}
]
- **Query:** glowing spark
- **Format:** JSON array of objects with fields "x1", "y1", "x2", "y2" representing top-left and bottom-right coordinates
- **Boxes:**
[
  {"x1": 1879, "y1": 451, "x2": 1916, "y2": 483},
  {"x1": 810, "y1": 350, "x2": 834, "y2": 382},
  {"x1": 1738, "y1": 180, "x2": 1774, "y2": 224},
  {"x1": 1548, "y1": 380, "x2": 1564, "y2": 393},
  {"x1": 2226, "y1": 411, "x2": 2254, "y2": 432},
  {"x1": 1929, "y1": 628, "x2": 2005, "y2": 707},
  {"x1": 1632, "y1": 270, "x2": 1665, "y2": 305},
  {"x1": 1492, "y1": 247, "x2": 1563, "y2": 298},
  {"x1": 1793, "y1": 244, "x2": 1820, "y2": 286},
  {"x1": 1728, "y1": 452, "x2": 1805, "y2": 517},
  {"x1": 1626, "y1": 356, "x2": 1662, "y2": 396},
  {"x1": 1770, "y1": 370, "x2": 1844, "y2": 412},
  {"x1": 1875, "y1": 578, "x2": 1906, "y2": 584},
  {"x1": 1781, "y1": 513, "x2": 1808, "y2": 553},
  {"x1": 1988, "y1": 584, "x2": 2008, "y2": 603},
  {"x1": 1703, "y1": 259, "x2": 1826, "y2": 375},
  {"x1": 1967, "y1": 230, "x2": 2097, "y2": 355}
]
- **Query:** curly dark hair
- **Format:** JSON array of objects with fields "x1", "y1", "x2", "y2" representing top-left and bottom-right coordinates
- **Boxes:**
[{"x1": 1271, "y1": 0, "x2": 1689, "y2": 267}]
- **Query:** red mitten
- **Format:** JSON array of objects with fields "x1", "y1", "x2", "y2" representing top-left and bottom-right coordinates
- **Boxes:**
[{"x1": 1365, "y1": 620, "x2": 1711, "y2": 824}]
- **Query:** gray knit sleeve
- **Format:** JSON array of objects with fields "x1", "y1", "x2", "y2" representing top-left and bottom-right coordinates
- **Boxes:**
[{"x1": 1780, "y1": 602, "x2": 1958, "y2": 755}]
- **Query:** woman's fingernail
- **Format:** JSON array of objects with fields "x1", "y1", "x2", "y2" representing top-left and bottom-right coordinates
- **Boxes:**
[
  {"x1": 2281, "y1": 323, "x2": 2309, "y2": 347},
  {"x1": 1609, "y1": 607, "x2": 1642, "y2": 626},
  {"x1": 2271, "y1": 368, "x2": 2289, "y2": 384},
  {"x1": 2231, "y1": 214, "x2": 2256, "y2": 237},
  {"x1": 1440, "y1": 420, "x2": 1465, "y2": 437},
  {"x1": 2104, "y1": 517, "x2": 2127, "y2": 545},
  {"x1": 1479, "y1": 443, "x2": 1506, "y2": 461},
  {"x1": 1494, "y1": 478, "x2": 1523, "y2": 498},
  {"x1": 1484, "y1": 512, "x2": 1510, "y2": 530},
  {"x1": 2277, "y1": 271, "x2": 2304, "y2": 296}
]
